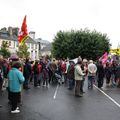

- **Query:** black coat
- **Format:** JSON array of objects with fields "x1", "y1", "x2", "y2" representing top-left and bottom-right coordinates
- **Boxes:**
[
  {"x1": 105, "y1": 66, "x2": 112, "y2": 78},
  {"x1": 97, "y1": 64, "x2": 105, "y2": 78},
  {"x1": 23, "y1": 63, "x2": 32, "y2": 79},
  {"x1": 116, "y1": 65, "x2": 120, "y2": 78}
]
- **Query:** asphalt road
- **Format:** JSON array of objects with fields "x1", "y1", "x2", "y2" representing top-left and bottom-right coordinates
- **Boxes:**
[{"x1": 0, "y1": 81, "x2": 120, "y2": 120}]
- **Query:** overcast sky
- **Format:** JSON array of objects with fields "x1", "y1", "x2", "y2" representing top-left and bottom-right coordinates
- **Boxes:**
[{"x1": 0, "y1": 0, "x2": 120, "y2": 48}]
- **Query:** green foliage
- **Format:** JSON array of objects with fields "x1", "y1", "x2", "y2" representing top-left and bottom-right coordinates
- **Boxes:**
[
  {"x1": 52, "y1": 29, "x2": 111, "y2": 60},
  {"x1": 16, "y1": 44, "x2": 30, "y2": 59},
  {"x1": 0, "y1": 41, "x2": 11, "y2": 58}
]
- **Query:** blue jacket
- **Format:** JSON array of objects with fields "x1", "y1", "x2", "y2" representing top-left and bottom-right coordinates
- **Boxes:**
[{"x1": 8, "y1": 68, "x2": 25, "y2": 92}]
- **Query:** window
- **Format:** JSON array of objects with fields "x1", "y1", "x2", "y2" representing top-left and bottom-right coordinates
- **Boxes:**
[
  {"x1": 27, "y1": 43, "x2": 30, "y2": 48},
  {"x1": 31, "y1": 44, "x2": 34, "y2": 49},
  {"x1": 35, "y1": 51, "x2": 37, "y2": 59},
  {"x1": 9, "y1": 41, "x2": 11, "y2": 46},
  {"x1": 16, "y1": 42, "x2": 19, "y2": 47},
  {"x1": 31, "y1": 50, "x2": 34, "y2": 59},
  {"x1": 35, "y1": 44, "x2": 37, "y2": 49}
]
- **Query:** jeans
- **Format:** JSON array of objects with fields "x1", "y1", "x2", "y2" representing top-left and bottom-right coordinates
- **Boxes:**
[
  {"x1": 43, "y1": 78, "x2": 49, "y2": 86},
  {"x1": 23, "y1": 76, "x2": 30, "y2": 89},
  {"x1": 88, "y1": 76, "x2": 95, "y2": 89},
  {"x1": 111, "y1": 74, "x2": 117, "y2": 86},
  {"x1": 68, "y1": 79, "x2": 74, "y2": 89},
  {"x1": 38, "y1": 73, "x2": 43, "y2": 85}
]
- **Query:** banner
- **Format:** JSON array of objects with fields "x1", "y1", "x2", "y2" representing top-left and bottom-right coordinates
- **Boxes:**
[
  {"x1": 110, "y1": 49, "x2": 120, "y2": 56},
  {"x1": 99, "y1": 52, "x2": 108, "y2": 64},
  {"x1": 18, "y1": 16, "x2": 28, "y2": 45}
]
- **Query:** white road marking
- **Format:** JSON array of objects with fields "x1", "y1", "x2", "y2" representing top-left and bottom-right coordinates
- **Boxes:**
[
  {"x1": 94, "y1": 84, "x2": 120, "y2": 108},
  {"x1": 53, "y1": 85, "x2": 59, "y2": 99}
]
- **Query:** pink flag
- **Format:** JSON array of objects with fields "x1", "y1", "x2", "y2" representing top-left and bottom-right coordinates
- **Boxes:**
[{"x1": 99, "y1": 52, "x2": 108, "y2": 64}]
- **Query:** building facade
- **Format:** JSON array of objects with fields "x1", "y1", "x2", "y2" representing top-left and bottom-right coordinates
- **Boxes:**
[
  {"x1": 35, "y1": 38, "x2": 51, "y2": 57},
  {"x1": 0, "y1": 27, "x2": 39, "y2": 60}
]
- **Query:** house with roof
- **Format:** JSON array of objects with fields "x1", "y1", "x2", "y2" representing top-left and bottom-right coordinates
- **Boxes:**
[
  {"x1": 0, "y1": 27, "x2": 39, "y2": 60},
  {"x1": 35, "y1": 38, "x2": 52, "y2": 57}
]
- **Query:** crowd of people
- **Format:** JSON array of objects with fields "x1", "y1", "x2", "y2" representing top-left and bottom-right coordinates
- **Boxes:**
[{"x1": 0, "y1": 55, "x2": 120, "y2": 113}]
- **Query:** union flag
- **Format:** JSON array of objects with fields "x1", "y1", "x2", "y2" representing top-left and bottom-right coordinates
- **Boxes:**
[{"x1": 18, "y1": 16, "x2": 28, "y2": 45}]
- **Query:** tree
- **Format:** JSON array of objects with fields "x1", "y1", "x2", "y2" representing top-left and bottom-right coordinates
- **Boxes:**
[
  {"x1": 16, "y1": 44, "x2": 30, "y2": 59},
  {"x1": 52, "y1": 29, "x2": 111, "y2": 60},
  {"x1": 0, "y1": 41, "x2": 11, "y2": 58}
]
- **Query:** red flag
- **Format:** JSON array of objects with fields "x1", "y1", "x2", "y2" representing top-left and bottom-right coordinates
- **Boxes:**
[{"x1": 18, "y1": 16, "x2": 28, "y2": 45}]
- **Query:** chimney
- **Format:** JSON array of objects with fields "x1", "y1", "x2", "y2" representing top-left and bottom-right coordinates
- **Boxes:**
[
  {"x1": 8, "y1": 27, "x2": 13, "y2": 36},
  {"x1": 12, "y1": 27, "x2": 19, "y2": 36}
]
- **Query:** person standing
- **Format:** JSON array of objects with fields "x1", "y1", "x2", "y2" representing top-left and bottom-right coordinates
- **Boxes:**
[
  {"x1": 0, "y1": 55, "x2": 4, "y2": 108},
  {"x1": 74, "y1": 58, "x2": 85, "y2": 97},
  {"x1": 42, "y1": 65, "x2": 49, "y2": 87},
  {"x1": 37, "y1": 61, "x2": 43, "y2": 86},
  {"x1": 2, "y1": 59, "x2": 9, "y2": 90},
  {"x1": 97, "y1": 61, "x2": 105, "y2": 88},
  {"x1": 0, "y1": 64, "x2": 3, "y2": 91},
  {"x1": 88, "y1": 60, "x2": 97, "y2": 89},
  {"x1": 0, "y1": 62, "x2": 3, "y2": 108},
  {"x1": 0, "y1": 56, "x2": 3, "y2": 91},
  {"x1": 23, "y1": 59, "x2": 32, "y2": 89},
  {"x1": 80, "y1": 59, "x2": 88, "y2": 93},
  {"x1": 8, "y1": 62, "x2": 25, "y2": 113},
  {"x1": 116, "y1": 63, "x2": 120, "y2": 87},
  {"x1": 33, "y1": 61, "x2": 39, "y2": 87},
  {"x1": 48, "y1": 59, "x2": 57, "y2": 83},
  {"x1": 67, "y1": 61, "x2": 75, "y2": 90},
  {"x1": 105, "y1": 62, "x2": 112, "y2": 87},
  {"x1": 111, "y1": 61, "x2": 117, "y2": 86},
  {"x1": 60, "y1": 59, "x2": 66, "y2": 83}
]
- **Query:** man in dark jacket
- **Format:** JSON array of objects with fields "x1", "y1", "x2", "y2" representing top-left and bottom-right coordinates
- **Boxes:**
[
  {"x1": 97, "y1": 61, "x2": 105, "y2": 88},
  {"x1": 23, "y1": 59, "x2": 31, "y2": 89},
  {"x1": 67, "y1": 61, "x2": 75, "y2": 90}
]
